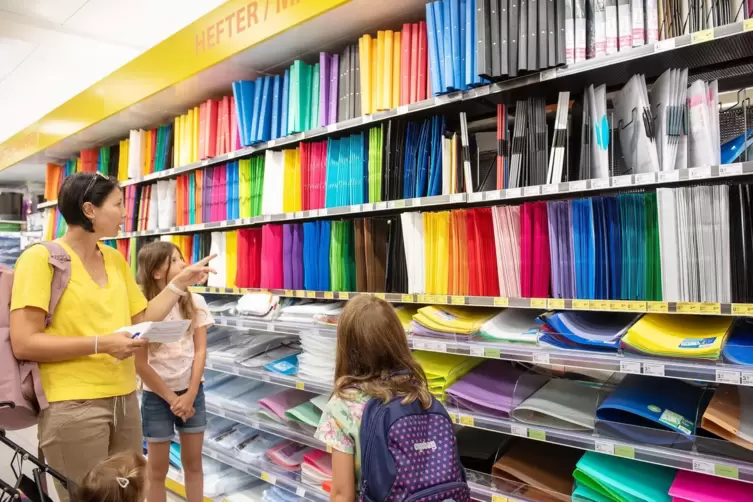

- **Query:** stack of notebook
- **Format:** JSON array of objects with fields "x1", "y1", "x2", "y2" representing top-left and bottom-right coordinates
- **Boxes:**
[
  {"x1": 266, "y1": 441, "x2": 313, "y2": 472},
  {"x1": 446, "y1": 361, "x2": 527, "y2": 417},
  {"x1": 297, "y1": 329, "x2": 337, "y2": 382},
  {"x1": 301, "y1": 450, "x2": 333, "y2": 489},
  {"x1": 411, "y1": 306, "x2": 497, "y2": 339},
  {"x1": 476, "y1": 309, "x2": 541, "y2": 344},
  {"x1": 285, "y1": 395, "x2": 328, "y2": 435},
  {"x1": 621, "y1": 314, "x2": 733, "y2": 359},
  {"x1": 259, "y1": 389, "x2": 317, "y2": 425}
]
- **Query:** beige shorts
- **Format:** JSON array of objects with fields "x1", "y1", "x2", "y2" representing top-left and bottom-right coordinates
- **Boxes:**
[{"x1": 37, "y1": 392, "x2": 142, "y2": 502}]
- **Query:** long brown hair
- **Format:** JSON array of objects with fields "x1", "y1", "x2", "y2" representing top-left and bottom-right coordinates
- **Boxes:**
[
  {"x1": 74, "y1": 452, "x2": 146, "y2": 502},
  {"x1": 334, "y1": 294, "x2": 432, "y2": 408},
  {"x1": 137, "y1": 241, "x2": 195, "y2": 321}
]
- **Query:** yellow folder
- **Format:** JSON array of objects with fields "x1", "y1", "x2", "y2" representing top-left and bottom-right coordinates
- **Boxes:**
[
  {"x1": 359, "y1": 35, "x2": 373, "y2": 115},
  {"x1": 376, "y1": 31, "x2": 385, "y2": 111},
  {"x1": 226, "y1": 230, "x2": 238, "y2": 289},
  {"x1": 384, "y1": 30, "x2": 393, "y2": 110}
]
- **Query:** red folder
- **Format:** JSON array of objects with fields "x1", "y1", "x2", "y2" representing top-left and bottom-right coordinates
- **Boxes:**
[
  {"x1": 410, "y1": 24, "x2": 419, "y2": 104},
  {"x1": 301, "y1": 143, "x2": 310, "y2": 210},
  {"x1": 401, "y1": 24, "x2": 412, "y2": 106},
  {"x1": 417, "y1": 22, "x2": 428, "y2": 101}
]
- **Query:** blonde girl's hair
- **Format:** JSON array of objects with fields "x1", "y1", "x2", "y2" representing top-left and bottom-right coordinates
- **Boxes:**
[
  {"x1": 334, "y1": 294, "x2": 432, "y2": 409},
  {"x1": 137, "y1": 241, "x2": 195, "y2": 322},
  {"x1": 74, "y1": 452, "x2": 146, "y2": 502}
]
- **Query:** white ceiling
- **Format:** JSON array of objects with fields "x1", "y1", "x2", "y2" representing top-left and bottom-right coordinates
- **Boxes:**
[{"x1": 0, "y1": 0, "x2": 226, "y2": 184}]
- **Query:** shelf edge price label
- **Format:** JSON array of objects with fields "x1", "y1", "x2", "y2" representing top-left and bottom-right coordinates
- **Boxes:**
[
  {"x1": 715, "y1": 464, "x2": 740, "y2": 479},
  {"x1": 647, "y1": 301, "x2": 669, "y2": 313},
  {"x1": 511, "y1": 425, "x2": 528, "y2": 437},
  {"x1": 658, "y1": 170, "x2": 680, "y2": 182},
  {"x1": 691, "y1": 29, "x2": 714, "y2": 44},
  {"x1": 494, "y1": 297, "x2": 509, "y2": 307},
  {"x1": 594, "y1": 440, "x2": 615, "y2": 455},
  {"x1": 451, "y1": 296, "x2": 466, "y2": 305},
  {"x1": 732, "y1": 303, "x2": 753, "y2": 315},
  {"x1": 295, "y1": 381, "x2": 306, "y2": 390},
  {"x1": 260, "y1": 472, "x2": 277, "y2": 485},
  {"x1": 528, "y1": 429, "x2": 547, "y2": 441},
  {"x1": 699, "y1": 302, "x2": 721, "y2": 314},
  {"x1": 523, "y1": 186, "x2": 541, "y2": 196},
  {"x1": 324, "y1": 291, "x2": 335, "y2": 300},
  {"x1": 470, "y1": 346, "x2": 484, "y2": 357},
  {"x1": 720, "y1": 163, "x2": 743, "y2": 176},
  {"x1": 573, "y1": 299, "x2": 590, "y2": 310},
  {"x1": 337, "y1": 292, "x2": 349, "y2": 300},
  {"x1": 284, "y1": 290, "x2": 293, "y2": 297},
  {"x1": 654, "y1": 38, "x2": 676, "y2": 52},
  {"x1": 296, "y1": 487, "x2": 307, "y2": 497},
  {"x1": 548, "y1": 298, "x2": 565, "y2": 309},
  {"x1": 530, "y1": 298, "x2": 547, "y2": 308},
  {"x1": 643, "y1": 362, "x2": 665, "y2": 377},
  {"x1": 569, "y1": 180, "x2": 588, "y2": 191},
  {"x1": 745, "y1": 18, "x2": 753, "y2": 31},
  {"x1": 484, "y1": 347, "x2": 502, "y2": 359},
  {"x1": 614, "y1": 445, "x2": 635, "y2": 459},
  {"x1": 533, "y1": 353, "x2": 551, "y2": 365},
  {"x1": 491, "y1": 496, "x2": 509, "y2": 502},
  {"x1": 374, "y1": 293, "x2": 386, "y2": 300},
  {"x1": 401, "y1": 294, "x2": 414, "y2": 303},
  {"x1": 459, "y1": 415, "x2": 475, "y2": 426},
  {"x1": 305, "y1": 291, "x2": 316, "y2": 299},
  {"x1": 591, "y1": 300, "x2": 609, "y2": 311},
  {"x1": 716, "y1": 369, "x2": 741, "y2": 385},
  {"x1": 742, "y1": 372, "x2": 753, "y2": 386},
  {"x1": 692, "y1": 460, "x2": 715, "y2": 475},
  {"x1": 676, "y1": 302, "x2": 699, "y2": 313},
  {"x1": 449, "y1": 413, "x2": 458, "y2": 424},
  {"x1": 620, "y1": 360, "x2": 642, "y2": 374}
]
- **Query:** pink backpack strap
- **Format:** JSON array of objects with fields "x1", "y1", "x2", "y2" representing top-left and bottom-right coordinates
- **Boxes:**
[{"x1": 30, "y1": 242, "x2": 71, "y2": 328}]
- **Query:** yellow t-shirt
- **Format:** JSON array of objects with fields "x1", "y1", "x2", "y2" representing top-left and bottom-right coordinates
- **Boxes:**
[{"x1": 11, "y1": 242, "x2": 148, "y2": 402}]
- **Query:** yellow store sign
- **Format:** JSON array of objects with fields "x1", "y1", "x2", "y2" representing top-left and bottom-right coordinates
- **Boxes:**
[{"x1": 0, "y1": 0, "x2": 350, "y2": 171}]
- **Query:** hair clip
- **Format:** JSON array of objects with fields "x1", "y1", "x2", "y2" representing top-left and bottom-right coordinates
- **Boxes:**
[{"x1": 116, "y1": 477, "x2": 129, "y2": 489}]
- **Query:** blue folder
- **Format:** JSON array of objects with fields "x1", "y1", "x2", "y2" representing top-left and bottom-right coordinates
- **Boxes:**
[
  {"x1": 270, "y1": 75, "x2": 282, "y2": 141},
  {"x1": 281, "y1": 69, "x2": 290, "y2": 138},
  {"x1": 258, "y1": 76, "x2": 272, "y2": 143},
  {"x1": 723, "y1": 320, "x2": 753, "y2": 365},
  {"x1": 425, "y1": 3, "x2": 442, "y2": 96}
]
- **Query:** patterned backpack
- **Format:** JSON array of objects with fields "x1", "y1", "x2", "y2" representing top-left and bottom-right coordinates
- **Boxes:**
[
  {"x1": 0, "y1": 242, "x2": 71, "y2": 430},
  {"x1": 359, "y1": 396, "x2": 470, "y2": 502}
]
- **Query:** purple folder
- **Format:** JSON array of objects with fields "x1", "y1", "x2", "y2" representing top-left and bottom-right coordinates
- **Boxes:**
[
  {"x1": 411, "y1": 322, "x2": 466, "y2": 340},
  {"x1": 446, "y1": 361, "x2": 530, "y2": 418},
  {"x1": 329, "y1": 54, "x2": 339, "y2": 125},
  {"x1": 283, "y1": 224, "x2": 293, "y2": 289},
  {"x1": 292, "y1": 224, "x2": 303, "y2": 290},
  {"x1": 259, "y1": 389, "x2": 317, "y2": 422},
  {"x1": 319, "y1": 53, "x2": 330, "y2": 127}
]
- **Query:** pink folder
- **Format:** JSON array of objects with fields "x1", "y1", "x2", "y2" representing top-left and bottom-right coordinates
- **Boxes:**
[
  {"x1": 669, "y1": 470, "x2": 749, "y2": 502},
  {"x1": 266, "y1": 440, "x2": 313, "y2": 470},
  {"x1": 259, "y1": 389, "x2": 315, "y2": 422}
]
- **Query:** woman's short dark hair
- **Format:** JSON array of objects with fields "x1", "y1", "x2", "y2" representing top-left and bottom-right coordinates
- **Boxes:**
[{"x1": 58, "y1": 172, "x2": 119, "y2": 233}]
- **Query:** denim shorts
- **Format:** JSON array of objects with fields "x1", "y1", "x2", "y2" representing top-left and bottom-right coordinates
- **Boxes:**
[{"x1": 141, "y1": 384, "x2": 207, "y2": 442}]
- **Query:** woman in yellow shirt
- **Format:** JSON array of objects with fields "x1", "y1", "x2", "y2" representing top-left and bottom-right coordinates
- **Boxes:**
[{"x1": 10, "y1": 172, "x2": 214, "y2": 502}]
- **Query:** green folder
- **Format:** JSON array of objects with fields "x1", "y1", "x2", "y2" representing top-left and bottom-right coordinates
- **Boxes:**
[
  {"x1": 311, "y1": 395, "x2": 329, "y2": 412},
  {"x1": 285, "y1": 401, "x2": 322, "y2": 427},
  {"x1": 310, "y1": 64, "x2": 320, "y2": 131},
  {"x1": 573, "y1": 452, "x2": 674, "y2": 502},
  {"x1": 572, "y1": 482, "x2": 614, "y2": 502}
]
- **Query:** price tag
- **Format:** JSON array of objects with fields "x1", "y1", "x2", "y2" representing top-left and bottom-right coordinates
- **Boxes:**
[
  {"x1": 692, "y1": 460, "x2": 715, "y2": 475},
  {"x1": 654, "y1": 38, "x2": 676, "y2": 52},
  {"x1": 511, "y1": 424, "x2": 528, "y2": 437},
  {"x1": 542, "y1": 184, "x2": 558, "y2": 194},
  {"x1": 362, "y1": 114, "x2": 374, "y2": 124},
  {"x1": 614, "y1": 445, "x2": 635, "y2": 459},
  {"x1": 494, "y1": 297, "x2": 509, "y2": 307},
  {"x1": 635, "y1": 173, "x2": 656, "y2": 184},
  {"x1": 732, "y1": 303, "x2": 753, "y2": 315},
  {"x1": 528, "y1": 429, "x2": 547, "y2": 441},
  {"x1": 612, "y1": 175, "x2": 632, "y2": 187},
  {"x1": 742, "y1": 373, "x2": 753, "y2": 386},
  {"x1": 392, "y1": 199, "x2": 406, "y2": 208},
  {"x1": 647, "y1": 301, "x2": 669, "y2": 313},
  {"x1": 591, "y1": 300, "x2": 609, "y2": 310},
  {"x1": 261, "y1": 472, "x2": 277, "y2": 485},
  {"x1": 523, "y1": 186, "x2": 541, "y2": 196},
  {"x1": 397, "y1": 105, "x2": 409, "y2": 115},
  {"x1": 401, "y1": 294, "x2": 414, "y2": 303},
  {"x1": 412, "y1": 198, "x2": 422, "y2": 207},
  {"x1": 716, "y1": 369, "x2": 741, "y2": 385},
  {"x1": 414, "y1": 340, "x2": 447, "y2": 353},
  {"x1": 569, "y1": 180, "x2": 588, "y2": 191},
  {"x1": 720, "y1": 163, "x2": 742, "y2": 176},
  {"x1": 689, "y1": 167, "x2": 711, "y2": 180},
  {"x1": 676, "y1": 302, "x2": 699, "y2": 313},
  {"x1": 595, "y1": 441, "x2": 615, "y2": 455},
  {"x1": 573, "y1": 299, "x2": 590, "y2": 310},
  {"x1": 533, "y1": 353, "x2": 551, "y2": 365},
  {"x1": 262, "y1": 374, "x2": 271, "y2": 382},
  {"x1": 326, "y1": 444, "x2": 333, "y2": 453},
  {"x1": 449, "y1": 413, "x2": 457, "y2": 424},
  {"x1": 691, "y1": 29, "x2": 714, "y2": 44},
  {"x1": 459, "y1": 415, "x2": 475, "y2": 426},
  {"x1": 715, "y1": 464, "x2": 739, "y2": 479},
  {"x1": 530, "y1": 298, "x2": 547, "y2": 308},
  {"x1": 306, "y1": 291, "x2": 316, "y2": 299},
  {"x1": 620, "y1": 360, "x2": 642, "y2": 374},
  {"x1": 486, "y1": 189, "x2": 504, "y2": 201},
  {"x1": 450, "y1": 193, "x2": 465, "y2": 203},
  {"x1": 506, "y1": 187, "x2": 523, "y2": 198},
  {"x1": 548, "y1": 298, "x2": 566, "y2": 309},
  {"x1": 284, "y1": 290, "x2": 294, "y2": 297},
  {"x1": 658, "y1": 170, "x2": 680, "y2": 182},
  {"x1": 484, "y1": 348, "x2": 501, "y2": 358},
  {"x1": 266, "y1": 322, "x2": 275, "y2": 332},
  {"x1": 468, "y1": 192, "x2": 484, "y2": 202},
  {"x1": 375, "y1": 201, "x2": 388, "y2": 210},
  {"x1": 349, "y1": 204, "x2": 361, "y2": 213},
  {"x1": 374, "y1": 293, "x2": 386, "y2": 300},
  {"x1": 451, "y1": 296, "x2": 466, "y2": 305},
  {"x1": 324, "y1": 291, "x2": 335, "y2": 300},
  {"x1": 540, "y1": 68, "x2": 557, "y2": 81},
  {"x1": 699, "y1": 303, "x2": 721, "y2": 314},
  {"x1": 643, "y1": 362, "x2": 665, "y2": 376},
  {"x1": 491, "y1": 495, "x2": 509, "y2": 502},
  {"x1": 327, "y1": 124, "x2": 338, "y2": 133},
  {"x1": 470, "y1": 346, "x2": 485, "y2": 357},
  {"x1": 296, "y1": 487, "x2": 307, "y2": 497},
  {"x1": 591, "y1": 178, "x2": 610, "y2": 189}
]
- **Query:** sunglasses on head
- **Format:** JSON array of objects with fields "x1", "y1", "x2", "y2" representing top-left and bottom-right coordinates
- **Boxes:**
[{"x1": 82, "y1": 171, "x2": 110, "y2": 200}]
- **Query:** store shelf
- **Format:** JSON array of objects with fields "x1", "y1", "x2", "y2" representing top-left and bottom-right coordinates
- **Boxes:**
[
  {"x1": 205, "y1": 362, "x2": 753, "y2": 485},
  {"x1": 205, "y1": 403, "x2": 528, "y2": 502},
  {"x1": 37, "y1": 201, "x2": 57, "y2": 210},
  {"x1": 206, "y1": 359, "x2": 332, "y2": 395},
  {"x1": 166, "y1": 467, "x2": 228, "y2": 502},
  {"x1": 112, "y1": 162, "x2": 753, "y2": 240},
  {"x1": 212, "y1": 315, "x2": 753, "y2": 388},
  {"x1": 194, "y1": 287, "x2": 753, "y2": 317},
  {"x1": 203, "y1": 444, "x2": 328, "y2": 502}
]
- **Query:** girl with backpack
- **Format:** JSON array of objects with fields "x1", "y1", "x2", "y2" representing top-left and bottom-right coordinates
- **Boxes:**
[
  {"x1": 9, "y1": 172, "x2": 215, "y2": 502},
  {"x1": 134, "y1": 241, "x2": 215, "y2": 502},
  {"x1": 314, "y1": 295, "x2": 470, "y2": 502}
]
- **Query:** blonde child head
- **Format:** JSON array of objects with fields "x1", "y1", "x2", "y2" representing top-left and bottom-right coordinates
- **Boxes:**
[
  {"x1": 334, "y1": 294, "x2": 432, "y2": 408},
  {"x1": 75, "y1": 452, "x2": 147, "y2": 502}
]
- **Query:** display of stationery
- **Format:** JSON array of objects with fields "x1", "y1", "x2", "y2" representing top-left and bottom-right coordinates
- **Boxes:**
[
  {"x1": 573, "y1": 451, "x2": 675, "y2": 502},
  {"x1": 621, "y1": 315, "x2": 733, "y2": 359},
  {"x1": 539, "y1": 312, "x2": 640, "y2": 352}
]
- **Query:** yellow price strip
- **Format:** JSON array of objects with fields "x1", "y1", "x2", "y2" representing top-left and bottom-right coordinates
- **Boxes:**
[
  {"x1": 337, "y1": 292, "x2": 349, "y2": 300},
  {"x1": 324, "y1": 291, "x2": 334, "y2": 300},
  {"x1": 493, "y1": 297, "x2": 509, "y2": 307},
  {"x1": 449, "y1": 413, "x2": 458, "y2": 424},
  {"x1": 715, "y1": 464, "x2": 739, "y2": 479},
  {"x1": 745, "y1": 18, "x2": 753, "y2": 31},
  {"x1": 626, "y1": 301, "x2": 647, "y2": 312},
  {"x1": 528, "y1": 429, "x2": 547, "y2": 441},
  {"x1": 374, "y1": 293, "x2": 386, "y2": 300},
  {"x1": 492, "y1": 495, "x2": 509, "y2": 502},
  {"x1": 530, "y1": 298, "x2": 547, "y2": 308},
  {"x1": 573, "y1": 299, "x2": 590, "y2": 310},
  {"x1": 294, "y1": 290, "x2": 305, "y2": 298},
  {"x1": 699, "y1": 302, "x2": 721, "y2": 314},
  {"x1": 676, "y1": 302, "x2": 700, "y2": 313},
  {"x1": 691, "y1": 29, "x2": 714, "y2": 43},
  {"x1": 459, "y1": 415, "x2": 475, "y2": 426},
  {"x1": 401, "y1": 294, "x2": 414, "y2": 303},
  {"x1": 647, "y1": 301, "x2": 669, "y2": 313},
  {"x1": 284, "y1": 290, "x2": 293, "y2": 297},
  {"x1": 548, "y1": 298, "x2": 565, "y2": 309},
  {"x1": 295, "y1": 381, "x2": 306, "y2": 390},
  {"x1": 732, "y1": 303, "x2": 753, "y2": 315},
  {"x1": 591, "y1": 300, "x2": 609, "y2": 311},
  {"x1": 614, "y1": 445, "x2": 635, "y2": 459},
  {"x1": 451, "y1": 296, "x2": 466, "y2": 305},
  {"x1": 305, "y1": 291, "x2": 316, "y2": 299}
]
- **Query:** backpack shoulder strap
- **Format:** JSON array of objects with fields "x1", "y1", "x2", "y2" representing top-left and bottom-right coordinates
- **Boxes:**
[{"x1": 28, "y1": 242, "x2": 71, "y2": 327}]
